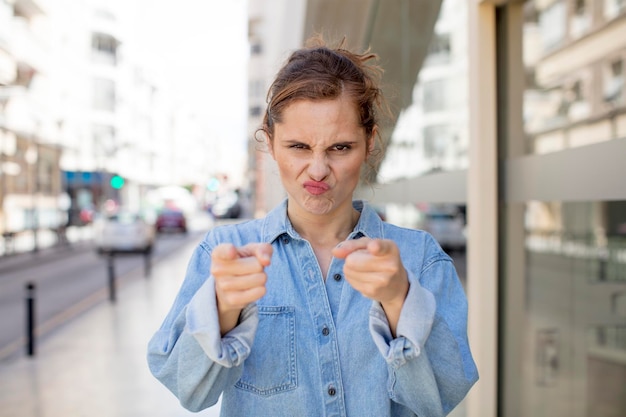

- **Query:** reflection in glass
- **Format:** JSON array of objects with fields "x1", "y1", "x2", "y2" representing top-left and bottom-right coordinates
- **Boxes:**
[
  {"x1": 377, "y1": 0, "x2": 468, "y2": 182},
  {"x1": 523, "y1": 0, "x2": 626, "y2": 155},
  {"x1": 523, "y1": 200, "x2": 626, "y2": 416}
]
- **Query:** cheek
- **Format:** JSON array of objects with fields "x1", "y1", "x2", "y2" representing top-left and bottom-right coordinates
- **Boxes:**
[
  {"x1": 341, "y1": 157, "x2": 366, "y2": 181},
  {"x1": 276, "y1": 157, "x2": 300, "y2": 177}
]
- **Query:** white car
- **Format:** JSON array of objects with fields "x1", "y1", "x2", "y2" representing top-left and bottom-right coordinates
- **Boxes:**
[
  {"x1": 422, "y1": 207, "x2": 467, "y2": 252},
  {"x1": 94, "y1": 211, "x2": 156, "y2": 255}
]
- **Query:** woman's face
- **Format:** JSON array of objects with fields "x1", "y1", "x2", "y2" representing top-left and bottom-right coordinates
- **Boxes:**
[{"x1": 269, "y1": 95, "x2": 374, "y2": 217}]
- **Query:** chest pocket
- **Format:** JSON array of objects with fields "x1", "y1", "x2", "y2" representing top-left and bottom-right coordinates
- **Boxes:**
[{"x1": 235, "y1": 306, "x2": 297, "y2": 396}]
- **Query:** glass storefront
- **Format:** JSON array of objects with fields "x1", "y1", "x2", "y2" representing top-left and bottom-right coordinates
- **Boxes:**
[{"x1": 506, "y1": 1, "x2": 626, "y2": 416}]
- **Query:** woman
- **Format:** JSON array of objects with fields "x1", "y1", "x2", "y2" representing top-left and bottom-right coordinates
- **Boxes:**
[{"x1": 147, "y1": 38, "x2": 478, "y2": 417}]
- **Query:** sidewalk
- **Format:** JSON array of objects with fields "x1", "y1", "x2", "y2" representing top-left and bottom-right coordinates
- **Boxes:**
[{"x1": 0, "y1": 237, "x2": 221, "y2": 417}]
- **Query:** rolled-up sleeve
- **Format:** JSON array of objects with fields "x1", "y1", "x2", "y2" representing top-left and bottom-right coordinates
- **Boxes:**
[
  {"x1": 369, "y1": 270, "x2": 435, "y2": 367},
  {"x1": 368, "y1": 256, "x2": 479, "y2": 416},
  {"x1": 146, "y1": 240, "x2": 258, "y2": 412},
  {"x1": 187, "y1": 278, "x2": 259, "y2": 367}
]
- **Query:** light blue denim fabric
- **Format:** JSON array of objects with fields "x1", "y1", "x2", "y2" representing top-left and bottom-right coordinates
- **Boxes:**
[{"x1": 147, "y1": 200, "x2": 478, "y2": 416}]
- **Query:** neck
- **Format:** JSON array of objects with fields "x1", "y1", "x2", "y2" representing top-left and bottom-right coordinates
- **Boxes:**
[{"x1": 288, "y1": 202, "x2": 359, "y2": 246}]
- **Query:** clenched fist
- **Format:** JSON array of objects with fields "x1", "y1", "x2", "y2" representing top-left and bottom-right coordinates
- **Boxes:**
[{"x1": 211, "y1": 242, "x2": 272, "y2": 335}]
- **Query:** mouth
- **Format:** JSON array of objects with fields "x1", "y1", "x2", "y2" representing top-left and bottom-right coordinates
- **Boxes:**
[{"x1": 303, "y1": 181, "x2": 331, "y2": 196}]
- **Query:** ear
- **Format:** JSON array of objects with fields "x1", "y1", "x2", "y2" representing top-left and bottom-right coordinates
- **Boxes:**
[{"x1": 265, "y1": 132, "x2": 275, "y2": 159}]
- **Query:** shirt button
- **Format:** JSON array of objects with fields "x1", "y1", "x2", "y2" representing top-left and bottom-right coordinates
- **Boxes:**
[
  {"x1": 282, "y1": 236, "x2": 290, "y2": 244},
  {"x1": 328, "y1": 386, "x2": 336, "y2": 396},
  {"x1": 322, "y1": 327, "x2": 330, "y2": 336},
  {"x1": 333, "y1": 273, "x2": 342, "y2": 282}
]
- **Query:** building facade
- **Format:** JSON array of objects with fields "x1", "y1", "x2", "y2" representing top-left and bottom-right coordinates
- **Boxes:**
[{"x1": 0, "y1": 0, "x2": 217, "y2": 252}]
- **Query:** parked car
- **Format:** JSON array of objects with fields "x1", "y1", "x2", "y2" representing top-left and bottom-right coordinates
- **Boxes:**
[
  {"x1": 211, "y1": 191, "x2": 242, "y2": 219},
  {"x1": 155, "y1": 208, "x2": 187, "y2": 233},
  {"x1": 422, "y1": 206, "x2": 467, "y2": 253},
  {"x1": 94, "y1": 210, "x2": 156, "y2": 254}
]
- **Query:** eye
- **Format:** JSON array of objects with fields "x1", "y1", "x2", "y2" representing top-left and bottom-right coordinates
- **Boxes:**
[
  {"x1": 332, "y1": 144, "x2": 352, "y2": 152},
  {"x1": 288, "y1": 143, "x2": 309, "y2": 150}
]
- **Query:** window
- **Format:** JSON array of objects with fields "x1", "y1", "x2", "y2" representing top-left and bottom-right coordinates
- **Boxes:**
[
  {"x1": 604, "y1": 58, "x2": 624, "y2": 104},
  {"x1": 93, "y1": 78, "x2": 115, "y2": 111},
  {"x1": 91, "y1": 33, "x2": 118, "y2": 65},
  {"x1": 605, "y1": 0, "x2": 626, "y2": 20},
  {"x1": 93, "y1": 124, "x2": 116, "y2": 155},
  {"x1": 250, "y1": 43, "x2": 262, "y2": 55},
  {"x1": 570, "y1": 0, "x2": 591, "y2": 38},
  {"x1": 422, "y1": 124, "x2": 458, "y2": 170},
  {"x1": 249, "y1": 106, "x2": 262, "y2": 117},
  {"x1": 424, "y1": 32, "x2": 451, "y2": 66},
  {"x1": 540, "y1": 0, "x2": 566, "y2": 51},
  {"x1": 36, "y1": 147, "x2": 56, "y2": 193},
  {"x1": 422, "y1": 79, "x2": 449, "y2": 112},
  {"x1": 561, "y1": 78, "x2": 590, "y2": 121},
  {"x1": 505, "y1": 1, "x2": 626, "y2": 415}
]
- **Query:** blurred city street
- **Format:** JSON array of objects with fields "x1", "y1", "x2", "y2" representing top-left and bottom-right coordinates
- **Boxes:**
[{"x1": 0, "y1": 233, "x2": 222, "y2": 417}]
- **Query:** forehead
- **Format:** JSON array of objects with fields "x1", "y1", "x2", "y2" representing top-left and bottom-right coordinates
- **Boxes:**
[{"x1": 275, "y1": 97, "x2": 363, "y2": 139}]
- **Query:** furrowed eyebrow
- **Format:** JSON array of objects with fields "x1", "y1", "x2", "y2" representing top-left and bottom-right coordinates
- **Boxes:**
[
  {"x1": 329, "y1": 141, "x2": 357, "y2": 148},
  {"x1": 283, "y1": 140, "x2": 309, "y2": 146}
]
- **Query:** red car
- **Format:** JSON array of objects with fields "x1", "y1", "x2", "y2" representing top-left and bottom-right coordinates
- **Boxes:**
[{"x1": 155, "y1": 209, "x2": 187, "y2": 234}]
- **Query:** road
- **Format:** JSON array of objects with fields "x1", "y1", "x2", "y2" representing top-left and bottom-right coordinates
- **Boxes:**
[{"x1": 0, "y1": 212, "x2": 215, "y2": 361}]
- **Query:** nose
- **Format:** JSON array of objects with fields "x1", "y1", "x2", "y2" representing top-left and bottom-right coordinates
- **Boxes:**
[{"x1": 307, "y1": 152, "x2": 330, "y2": 181}]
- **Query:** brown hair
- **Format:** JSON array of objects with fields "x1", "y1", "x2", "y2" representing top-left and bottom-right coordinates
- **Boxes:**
[{"x1": 259, "y1": 36, "x2": 388, "y2": 173}]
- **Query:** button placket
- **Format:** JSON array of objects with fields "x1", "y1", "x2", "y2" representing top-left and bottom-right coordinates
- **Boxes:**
[{"x1": 301, "y1": 240, "x2": 345, "y2": 415}]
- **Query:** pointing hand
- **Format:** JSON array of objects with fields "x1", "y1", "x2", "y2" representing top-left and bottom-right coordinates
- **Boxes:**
[
  {"x1": 332, "y1": 238, "x2": 408, "y2": 335},
  {"x1": 211, "y1": 242, "x2": 272, "y2": 334}
]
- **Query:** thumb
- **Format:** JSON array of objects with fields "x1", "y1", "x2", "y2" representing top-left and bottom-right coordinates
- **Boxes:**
[{"x1": 252, "y1": 243, "x2": 273, "y2": 267}]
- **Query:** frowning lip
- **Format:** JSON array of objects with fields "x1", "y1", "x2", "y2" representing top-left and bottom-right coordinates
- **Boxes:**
[{"x1": 303, "y1": 180, "x2": 330, "y2": 195}]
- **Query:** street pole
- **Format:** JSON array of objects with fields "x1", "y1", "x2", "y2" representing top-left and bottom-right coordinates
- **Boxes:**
[
  {"x1": 25, "y1": 282, "x2": 36, "y2": 356},
  {"x1": 107, "y1": 253, "x2": 116, "y2": 302}
]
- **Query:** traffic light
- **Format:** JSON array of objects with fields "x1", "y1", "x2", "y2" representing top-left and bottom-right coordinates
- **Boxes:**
[
  {"x1": 110, "y1": 175, "x2": 125, "y2": 190},
  {"x1": 207, "y1": 177, "x2": 220, "y2": 192}
]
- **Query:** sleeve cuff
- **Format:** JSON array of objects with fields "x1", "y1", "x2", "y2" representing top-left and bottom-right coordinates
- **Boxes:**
[
  {"x1": 369, "y1": 271, "x2": 436, "y2": 368},
  {"x1": 186, "y1": 277, "x2": 259, "y2": 368}
]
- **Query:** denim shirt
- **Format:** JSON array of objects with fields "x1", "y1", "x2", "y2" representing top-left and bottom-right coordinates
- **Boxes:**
[{"x1": 147, "y1": 200, "x2": 478, "y2": 416}]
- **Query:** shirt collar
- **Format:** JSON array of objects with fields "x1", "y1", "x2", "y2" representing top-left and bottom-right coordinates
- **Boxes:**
[{"x1": 262, "y1": 199, "x2": 384, "y2": 243}]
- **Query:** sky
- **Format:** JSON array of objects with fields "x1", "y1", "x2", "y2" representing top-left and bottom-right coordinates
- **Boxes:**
[{"x1": 133, "y1": 0, "x2": 249, "y2": 182}]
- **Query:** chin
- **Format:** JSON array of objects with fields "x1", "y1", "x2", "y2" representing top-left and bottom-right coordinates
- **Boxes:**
[{"x1": 300, "y1": 195, "x2": 335, "y2": 215}]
